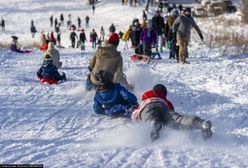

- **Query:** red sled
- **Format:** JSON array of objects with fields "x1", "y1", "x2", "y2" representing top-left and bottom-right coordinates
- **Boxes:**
[
  {"x1": 39, "y1": 78, "x2": 58, "y2": 84},
  {"x1": 130, "y1": 55, "x2": 144, "y2": 61}
]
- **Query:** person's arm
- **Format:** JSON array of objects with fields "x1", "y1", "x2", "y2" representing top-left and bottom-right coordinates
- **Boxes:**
[
  {"x1": 88, "y1": 51, "x2": 97, "y2": 70},
  {"x1": 119, "y1": 84, "x2": 137, "y2": 104},
  {"x1": 191, "y1": 18, "x2": 203, "y2": 41},
  {"x1": 93, "y1": 97, "x2": 106, "y2": 115},
  {"x1": 172, "y1": 17, "x2": 180, "y2": 34},
  {"x1": 114, "y1": 57, "x2": 123, "y2": 82}
]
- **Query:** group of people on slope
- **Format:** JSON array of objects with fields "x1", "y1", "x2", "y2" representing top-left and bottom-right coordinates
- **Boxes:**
[
  {"x1": 121, "y1": 6, "x2": 204, "y2": 64},
  {"x1": 84, "y1": 30, "x2": 212, "y2": 141},
  {"x1": 91, "y1": 69, "x2": 212, "y2": 141}
]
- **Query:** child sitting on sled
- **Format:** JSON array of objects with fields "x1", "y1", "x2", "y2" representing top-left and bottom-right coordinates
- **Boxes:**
[{"x1": 37, "y1": 55, "x2": 66, "y2": 84}]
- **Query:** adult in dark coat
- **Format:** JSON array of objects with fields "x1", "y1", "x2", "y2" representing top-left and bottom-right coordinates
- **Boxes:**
[
  {"x1": 70, "y1": 29, "x2": 78, "y2": 48},
  {"x1": 130, "y1": 19, "x2": 143, "y2": 55},
  {"x1": 30, "y1": 20, "x2": 37, "y2": 38},
  {"x1": 1, "y1": 19, "x2": 5, "y2": 31},
  {"x1": 152, "y1": 10, "x2": 165, "y2": 52}
]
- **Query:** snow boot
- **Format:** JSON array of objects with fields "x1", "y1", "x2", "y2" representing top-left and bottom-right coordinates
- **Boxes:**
[{"x1": 201, "y1": 120, "x2": 212, "y2": 140}]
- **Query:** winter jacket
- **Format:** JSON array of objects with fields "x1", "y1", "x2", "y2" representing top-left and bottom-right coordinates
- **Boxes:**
[
  {"x1": 37, "y1": 60, "x2": 62, "y2": 81},
  {"x1": 166, "y1": 15, "x2": 177, "y2": 41},
  {"x1": 140, "y1": 28, "x2": 157, "y2": 45},
  {"x1": 93, "y1": 83, "x2": 137, "y2": 115},
  {"x1": 122, "y1": 29, "x2": 131, "y2": 41},
  {"x1": 45, "y1": 44, "x2": 62, "y2": 68},
  {"x1": 131, "y1": 90, "x2": 174, "y2": 120},
  {"x1": 152, "y1": 15, "x2": 165, "y2": 35},
  {"x1": 70, "y1": 32, "x2": 78, "y2": 41},
  {"x1": 130, "y1": 24, "x2": 142, "y2": 45},
  {"x1": 79, "y1": 32, "x2": 87, "y2": 43},
  {"x1": 172, "y1": 15, "x2": 202, "y2": 40},
  {"x1": 31, "y1": 26, "x2": 37, "y2": 33},
  {"x1": 88, "y1": 44, "x2": 131, "y2": 89},
  {"x1": 10, "y1": 44, "x2": 25, "y2": 53},
  {"x1": 90, "y1": 32, "x2": 98, "y2": 42},
  {"x1": 40, "y1": 43, "x2": 48, "y2": 52}
]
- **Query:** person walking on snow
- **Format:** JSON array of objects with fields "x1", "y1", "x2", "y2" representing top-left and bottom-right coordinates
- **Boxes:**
[
  {"x1": 86, "y1": 33, "x2": 133, "y2": 91},
  {"x1": 132, "y1": 84, "x2": 213, "y2": 141},
  {"x1": 1, "y1": 18, "x2": 5, "y2": 31},
  {"x1": 90, "y1": 29, "x2": 98, "y2": 49},
  {"x1": 60, "y1": 14, "x2": 64, "y2": 25},
  {"x1": 50, "y1": 15, "x2": 53, "y2": 27},
  {"x1": 92, "y1": 4, "x2": 95, "y2": 15},
  {"x1": 78, "y1": 29, "x2": 87, "y2": 50},
  {"x1": 92, "y1": 70, "x2": 138, "y2": 118},
  {"x1": 130, "y1": 18, "x2": 143, "y2": 55},
  {"x1": 85, "y1": 16, "x2": 90, "y2": 28},
  {"x1": 172, "y1": 8, "x2": 203, "y2": 64},
  {"x1": 167, "y1": 8, "x2": 179, "y2": 60},
  {"x1": 77, "y1": 17, "x2": 82, "y2": 29},
  {"x1": 30, "y1": 20, "x2": 37, "y2": 38},
  {"x1": 152, "y1": 10, "x2": 165, "y2": 53},
  {"x1": 140, "y1": 19, "x2": 157, "y2": 58},
  {"x1": 100, "y1": 26, "x2": 105, "y2": 41},
  {"x1": 70, "y1": 25, "x2": 78, "y2": 48}
]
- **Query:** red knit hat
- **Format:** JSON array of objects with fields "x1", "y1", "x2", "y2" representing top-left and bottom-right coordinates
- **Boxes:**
[{"x1": 108, "y1": 33, "x2": 119, "y2": 46}]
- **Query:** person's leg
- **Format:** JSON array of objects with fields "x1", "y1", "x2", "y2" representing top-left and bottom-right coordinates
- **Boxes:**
[
  {"x1": 159, "y1": 35, "x2": 163, "y2": 53},
  {"x1": 168, "y1": 112, "x2": 212, "y2": 139},
  {"x1": 177, "y1": 35, "x2": 187, "y2": 64}
]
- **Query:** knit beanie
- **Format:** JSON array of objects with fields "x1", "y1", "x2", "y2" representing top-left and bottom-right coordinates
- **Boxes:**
[
  {"x1": 153, "y1": 84, "x2": 167, "y2": 96},
  {"x1": 108, "y1": 33, "x2": 119, "y2": 46}
]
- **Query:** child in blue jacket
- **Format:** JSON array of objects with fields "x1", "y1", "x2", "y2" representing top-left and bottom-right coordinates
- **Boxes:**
[{"x1": 93, "y1": 70, "x2": 138, "y2": 118}]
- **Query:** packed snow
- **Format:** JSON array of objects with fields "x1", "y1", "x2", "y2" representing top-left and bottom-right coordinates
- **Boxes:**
[{"x1": 0, "y1": 0, "x2": 248, "y2": 167}]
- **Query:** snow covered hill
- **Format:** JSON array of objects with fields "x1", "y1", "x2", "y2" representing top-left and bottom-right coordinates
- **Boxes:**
[{"x1": 0, "y1": 0, "x2": 248, "y2": 167}]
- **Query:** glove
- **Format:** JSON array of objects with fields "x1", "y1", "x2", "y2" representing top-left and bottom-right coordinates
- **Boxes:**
[
  {"x1": 88, "y1": 66, "x2": 92, "y2": 72},
  {"x1": 199, "y1": 33, "x2": 204, "y2": 41}
]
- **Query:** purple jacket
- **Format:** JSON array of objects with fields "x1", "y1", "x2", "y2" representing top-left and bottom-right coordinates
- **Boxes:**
[{"x1": 140, "y1": 28, "x2": 157, "y2": 45}]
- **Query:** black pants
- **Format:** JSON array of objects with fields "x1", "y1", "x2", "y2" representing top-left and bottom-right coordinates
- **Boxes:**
[{"x1": 71, "y1": 39, "x2": 76, "y2": 48}]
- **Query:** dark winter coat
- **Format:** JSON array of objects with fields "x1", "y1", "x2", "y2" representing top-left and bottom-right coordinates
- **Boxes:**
[
  {"x1": 93, "y1": 83, "x2": 137, "y2": 115},
  {"x1": 172, "y1": 15, "x2": 202, "y2": 40},
  {"x1": 70, "y1": 32, "x2": 78, "y2": 41},
  {"x1": 37, "y1": 59, "x2": 63, "y2": 81},
  {"x1": 152, "y1": 15, "x2": 165, "y2": 35},
  {"x1": 130, "y1": 24, "x2": 142, "y2": 45},
  {"x1": 79, "y1": 32, "x2": 87, "y2": 43},
  {"x1": 90, "y1": 32, "x2": 98, "y2": 42},
  {"x1": 140, "y1": 28, "x2": 157, "y2": 45},
  {"x1": 31, "y1": 26, "x2": 37, "y2": 33}
]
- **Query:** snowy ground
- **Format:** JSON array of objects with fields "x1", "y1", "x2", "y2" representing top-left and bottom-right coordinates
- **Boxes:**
[{"x1": 1, "y1": 0, "x2": 248, "y2": 167}]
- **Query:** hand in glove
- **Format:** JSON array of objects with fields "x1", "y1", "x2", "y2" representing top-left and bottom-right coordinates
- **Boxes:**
[
  {"x1": 88, "y1": 66, "x2": 92, "y2": 72},
  {"x1": 199, "y1": 33, "x2": 204, "y2": 41}
]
